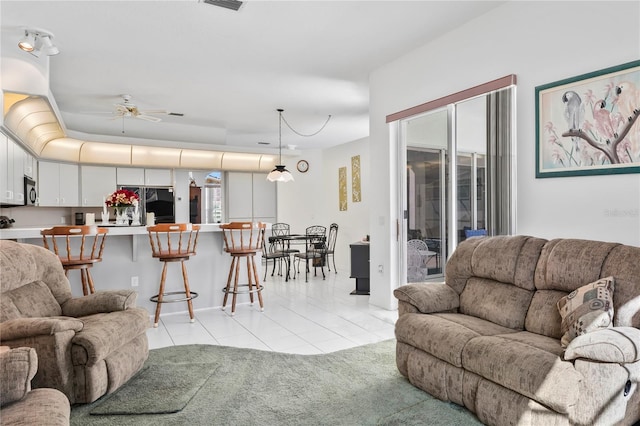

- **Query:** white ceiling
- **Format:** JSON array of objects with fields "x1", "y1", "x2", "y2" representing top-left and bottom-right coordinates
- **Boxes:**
[{"x1": 1, "y1": 1, "x2": 504, "y2": 155}]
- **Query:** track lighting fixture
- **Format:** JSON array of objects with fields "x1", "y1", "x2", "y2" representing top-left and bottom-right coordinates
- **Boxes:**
[{"x1": 18, "y1": 29, "x2": 60, "y2": 57}]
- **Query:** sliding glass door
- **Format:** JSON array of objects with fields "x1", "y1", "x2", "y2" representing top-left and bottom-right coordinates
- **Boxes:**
[{"x1": 400, "y1": 88, "x2": 512, "y2": 283}]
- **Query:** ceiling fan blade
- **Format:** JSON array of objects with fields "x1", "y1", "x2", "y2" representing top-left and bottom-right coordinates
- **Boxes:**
[
  {"x1": 140, "y1": 109, "x2": 169, "y2": 115},
  {"x1": 136, "y1": 114, "x2": 162, "y2": 122}
]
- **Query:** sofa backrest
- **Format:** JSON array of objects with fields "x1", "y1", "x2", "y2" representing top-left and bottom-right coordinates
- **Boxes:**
[
  {"x1": 0, "y1": 240, "x2": 72, "y2": 322},
  {"x1": 445, "y1": 235, "x2": 640, "y2": 336},
  {"x1": 446, "y1": 235, "x2": 547, "y2": 330},
  {"x1": 534, "y1": 238, "x2": 640, "y2": 329}
]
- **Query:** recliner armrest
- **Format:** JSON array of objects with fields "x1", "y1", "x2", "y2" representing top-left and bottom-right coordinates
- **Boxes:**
[
  {"x1": 394, "y1": 282, "x2": 460, "y2": 314},
  {"x1": 564, "y1": 327, "x2": 640, "y2": 363},
  {"x1": 61, "y1": 290, "x2": 138, "y2": 317},
  {"x1": 0, "y1": 317, "x2": 83, "y2": 341}
]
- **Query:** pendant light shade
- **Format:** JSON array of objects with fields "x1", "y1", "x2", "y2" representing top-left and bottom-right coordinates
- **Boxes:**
[{"x1": 267, "y1": 109, "x2": 294, "y2": 183}]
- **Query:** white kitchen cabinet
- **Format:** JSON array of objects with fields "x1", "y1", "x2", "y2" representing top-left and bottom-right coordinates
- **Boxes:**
[
  {"x1": 226, "y1": 172, "x2": 276, "y2": 223},
  {"x1": 23, "y1": 150, "x2": 35, "y2": 178},
  {"x1": 144, "y1": 168, "x2": 173, "y2": 186},
  {"x1": 116, "y1": 167, "x2": 172, "y2": 186},
  {"x1": 116, "y1": 167, "x2": 145, "y2": 186},
  {"x1": 0, "y1": 133, "x2": 26, "y2": 206},
  {"x1": 38, "y1": 161, "x2": 79, "y2": 207},
  {"x1": 81, "y1": 166, "x2": 117, "y2": 207}
]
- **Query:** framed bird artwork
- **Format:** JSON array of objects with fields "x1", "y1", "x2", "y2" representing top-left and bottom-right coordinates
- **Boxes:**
[{"x1": 535, "y1": 60, "x2": 640, "y2": 178}]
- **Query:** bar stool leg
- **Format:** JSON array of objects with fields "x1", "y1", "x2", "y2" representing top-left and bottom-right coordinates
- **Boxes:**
[
  {"x1": 222, "y1": 257, "x2": 236, "y2": 310},
  {"x1": 154, "y1": 262, "x2": 169, "y2": 327},
  {"x1": 181, "y1": 260, "x2": 195, "y2": 323},
  {"x1": 251, "y1": 255, "x2": 264, "y2": 311},
  {"x1": 79, "y1": 269, "x2": 89, "y2": 296},
  {"x1": 246, "y1": 257, "x2": 255, "y2": 305},
  {"x1": 231, "y1": 255, "x2": 241, "y2": 315},
  {"x1": 86, "y1": 268, "x2": 96, "y2": 294}
]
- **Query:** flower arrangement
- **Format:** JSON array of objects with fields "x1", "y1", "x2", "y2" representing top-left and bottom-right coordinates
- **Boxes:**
[{"x1": 105, "y1": 189, "x2": 139, "y2": 208}]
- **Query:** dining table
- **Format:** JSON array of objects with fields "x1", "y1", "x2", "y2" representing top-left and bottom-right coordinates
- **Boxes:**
[{"x1": 268, "y1": 234, "x2": 326, "y2": 282}]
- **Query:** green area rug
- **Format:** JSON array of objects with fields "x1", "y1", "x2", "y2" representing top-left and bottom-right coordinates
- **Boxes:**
[{"x1": 71, "y1": 340, "x2": 482, "y2": 425}]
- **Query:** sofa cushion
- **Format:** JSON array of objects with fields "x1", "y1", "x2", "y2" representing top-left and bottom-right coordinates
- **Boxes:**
[
  {"x1": 459, "y1": 277, "x2": 533, "y2": 330},
  {"x1": 557, "y1": 277, "x2": 615, "y2": 347},
  {"x1": 395, "y1": 312, "x2": 516, "y2": 367},
  {"x1": 1, "y1": 281, "x2": 62, "y2": 321},
  {"x1": 564, "y1": 327, "x2": 640, "y2": 363},
  {"x1": 461, "y1": 334, "x2": 582, "y2": 414},
  {"x1": 524, "y1": 289, "x2": 567, "y2": 339}
]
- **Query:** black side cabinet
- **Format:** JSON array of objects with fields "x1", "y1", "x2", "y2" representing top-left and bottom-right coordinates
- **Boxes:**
[{"x1": 349, "y1": 242, "x2": 370, "y2": 295}]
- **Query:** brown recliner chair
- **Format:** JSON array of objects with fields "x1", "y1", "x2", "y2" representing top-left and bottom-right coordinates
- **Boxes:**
[{"x1": 0, "y1": 240, "x2": 150, "y2": 404}]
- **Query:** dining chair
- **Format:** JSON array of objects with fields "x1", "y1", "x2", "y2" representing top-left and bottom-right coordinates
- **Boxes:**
[
  {"x1": 261, "y1": 228, "x2": 289, "y2": 281},
  {"x1": 294, "y1": 225, "x2": 327, "y2": 282},
  {"x1": 319, "y1": 223, "x2": 338, "y2": 273},
  {"x1": 41, "y1": 225, "x2": 108, "y2": 295},
  {"x1": 147, "y1": 223, "x2": 200, "y2": 327},
  {"x1": 271, "y1": 222, "x2": 301, "y2": 255}
]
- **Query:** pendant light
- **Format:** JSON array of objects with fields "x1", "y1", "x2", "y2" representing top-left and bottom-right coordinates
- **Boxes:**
[{"x1": 267, "y1": 109, "x2": 294, "y2": 182}]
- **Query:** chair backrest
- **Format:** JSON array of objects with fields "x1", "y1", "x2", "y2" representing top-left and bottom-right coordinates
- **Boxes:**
[
  {"x1": 147, "y1": 223, "x2": 200, "y2": 259},
  {"x1": 304, "y1": 225, "x2": 326, "y2": 251},
  {"x1": 271, "y1": 223, "x2": 291, "y2": 237},
  {"x1": 407, "y1": 239, "x2": 428, "y2": 251},
  {"x1": 41, "y1": 225, "x2": 108, "y2": 262},
  {"x1": 326, "y1": 223, "x2": 338, "y2": 251},
  {"x1": 220, "y1": 222, "x2": 266, "y2": 253}
]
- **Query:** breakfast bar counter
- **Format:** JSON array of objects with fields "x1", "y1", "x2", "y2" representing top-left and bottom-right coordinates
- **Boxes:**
[{"x1": 0, "y1": 224, "x2": 258, "y2": 318}]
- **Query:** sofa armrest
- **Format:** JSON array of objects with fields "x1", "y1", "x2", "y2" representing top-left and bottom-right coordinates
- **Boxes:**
[
  {"x1": 0, "y1": 317, "x2": 84, "y2": 341},
  {"x1": 564, "y1": 327, "x2": 640, "y2": 363},
  {"x1": 61, "y1": 290, "x2": 138, "y2": 317},
  {"x1": 394, "y1": 282, "x2": 459, "y2": 314},
  {"x1": 0, "y1": 346, "x2": 37, "y2": 406}
]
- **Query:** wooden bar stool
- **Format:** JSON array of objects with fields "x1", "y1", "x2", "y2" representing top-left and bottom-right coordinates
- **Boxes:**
[
  {"x1": 220, "y1": 222, "x2": 266, "y2": 315},
  {"x1": 41, "y1": 225, "x2": 108, "y2": 296},
  {"x1": 147, "y1": 223, "x2": 200, "y2": 327}
]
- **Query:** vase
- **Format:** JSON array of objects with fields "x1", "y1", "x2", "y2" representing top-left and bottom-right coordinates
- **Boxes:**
[{"x1": 114, "y1": 207, "x2": 131, "y2": 226}]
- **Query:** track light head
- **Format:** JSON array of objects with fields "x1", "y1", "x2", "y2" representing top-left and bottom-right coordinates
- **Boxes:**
[{"x1": 17, "y1": 29, "x2": 59, "y2": 57}]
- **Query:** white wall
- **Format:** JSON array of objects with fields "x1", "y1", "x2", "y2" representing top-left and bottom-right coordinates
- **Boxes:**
[
  {"x1": 369, "y1": 1, "x2": 640, "y2": 309},
  {"x1": 277, "y1": 138, "x2": 370, "y2": 273}
]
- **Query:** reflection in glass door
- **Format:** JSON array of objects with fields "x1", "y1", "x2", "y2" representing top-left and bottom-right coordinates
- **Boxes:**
[{"x1": 403, "y1": 95, "x2": 488, "y2": 283}]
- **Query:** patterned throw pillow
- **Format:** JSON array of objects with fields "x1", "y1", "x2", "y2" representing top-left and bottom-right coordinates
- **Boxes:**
[{"x1": 557, "y1": 276, "x2": 615, "y2": 348}]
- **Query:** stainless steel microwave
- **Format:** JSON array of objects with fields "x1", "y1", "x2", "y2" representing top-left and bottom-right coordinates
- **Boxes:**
[{"x1": 24, "y1": 176, "x2": 37, "y2": 206}]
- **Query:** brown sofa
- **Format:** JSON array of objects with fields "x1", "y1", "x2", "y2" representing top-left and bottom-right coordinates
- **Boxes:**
[
  {"x1": 0, "y1": 240, "x2": 150, "y2": 404},
  {"x1": 394, "y1": 235, "x2": 640, "y2": 426},
  {"x1": 0, "y1": 346, "x2": 70, "y2": 425}
]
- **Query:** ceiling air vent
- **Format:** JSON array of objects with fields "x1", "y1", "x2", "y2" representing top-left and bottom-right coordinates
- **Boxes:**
[
  {"x1": 203, "y1": 0, "x2": 243, "y2": 11},
  {"x1": 168, "y1": 112, "x2": 184, "y2": 117}
]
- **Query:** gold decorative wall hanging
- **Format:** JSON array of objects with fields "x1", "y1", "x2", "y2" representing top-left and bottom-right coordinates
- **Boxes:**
[
  {"x1": 339, "y1": 166, "x2": 347, "y2": 211},
  {"x1": 351, "y1": 155, "x2": 361, "y2": 202}
]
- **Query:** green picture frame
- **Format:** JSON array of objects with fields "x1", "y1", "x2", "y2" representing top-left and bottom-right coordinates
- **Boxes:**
[{"x1": 535, "y1": 60, "x2": 640, "y2": 178}]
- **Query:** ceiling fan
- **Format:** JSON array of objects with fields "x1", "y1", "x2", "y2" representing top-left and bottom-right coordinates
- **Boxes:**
[{"x1": 110, "y1": 94, "x2": 168, "y2": 122}]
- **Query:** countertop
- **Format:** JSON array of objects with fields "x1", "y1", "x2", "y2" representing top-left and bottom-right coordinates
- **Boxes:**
[{"x1": 0, "y1": 223, "x2": 223, "y2": 240}]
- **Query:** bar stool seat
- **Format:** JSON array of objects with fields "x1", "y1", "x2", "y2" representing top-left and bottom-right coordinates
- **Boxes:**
[
  {"x1": 220, "y1": 222, "x2": 266, "y2": 315},
  {"x1": 41, "y1": 225, "x2": 108, "y2": 296},
  {"x1": 147, "y1": 223, "x2": 200, "y2": 327}
]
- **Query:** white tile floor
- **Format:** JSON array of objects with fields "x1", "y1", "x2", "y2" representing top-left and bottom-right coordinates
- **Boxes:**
[{"x1": 146, "y1": 262, "x2": 398, "y2": 354}]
